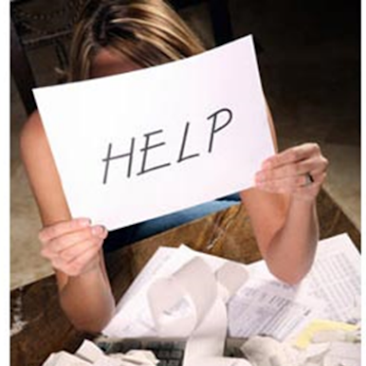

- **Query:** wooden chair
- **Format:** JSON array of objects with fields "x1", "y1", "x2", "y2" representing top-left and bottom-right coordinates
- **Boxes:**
[
  {"x1": 11, "y1": 0, "x2": 234, "y2": 117},
  {"x1": 11, "y1": 17, "x2": 37, "y2": 116}
]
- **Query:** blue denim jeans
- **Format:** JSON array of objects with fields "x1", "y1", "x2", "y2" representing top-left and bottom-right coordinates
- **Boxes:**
[{"x1": 103, "y1": 193, "x2": 241, "y2": 252}]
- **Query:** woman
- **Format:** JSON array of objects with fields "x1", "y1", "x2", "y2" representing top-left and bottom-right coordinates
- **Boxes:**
[{"x1": 20, "y1": 0, "x2": 328, "y2": 333}]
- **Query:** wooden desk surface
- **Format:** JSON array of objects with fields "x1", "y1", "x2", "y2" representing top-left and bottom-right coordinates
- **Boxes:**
[{"x1": 11, "y1": 190, "x2": 360, "y2": 366}]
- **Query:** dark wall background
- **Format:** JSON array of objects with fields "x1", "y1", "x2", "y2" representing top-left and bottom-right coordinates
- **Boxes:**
[{"x1": 227, "y1": 0, "x2": 360, "y2": 148}]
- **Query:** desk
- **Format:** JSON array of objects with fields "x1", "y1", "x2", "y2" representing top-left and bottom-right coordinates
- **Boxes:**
[{"x1": 11, "y1": 190, "x2": 360, "y2": 366}]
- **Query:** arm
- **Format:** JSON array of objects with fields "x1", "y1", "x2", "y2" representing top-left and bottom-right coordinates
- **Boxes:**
[
  {"x1": 240, "y1": 105, "x2": 328, "y2": 284},
  {"x1": 20, "y1": 111, "x2": 115, "y2": 333}
]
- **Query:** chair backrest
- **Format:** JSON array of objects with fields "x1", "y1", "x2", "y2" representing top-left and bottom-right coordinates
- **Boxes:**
[
  {"x1": 11, "y1": 17, "x2": 37, "y2": 116},
  {"x1": 11, "y1": 0, "x2": 234, "y2": 117}
]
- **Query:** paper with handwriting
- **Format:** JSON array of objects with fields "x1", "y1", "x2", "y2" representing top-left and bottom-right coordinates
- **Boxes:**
[{"x1": 34, "y1": 35, "x2": 274, "y2": 230}]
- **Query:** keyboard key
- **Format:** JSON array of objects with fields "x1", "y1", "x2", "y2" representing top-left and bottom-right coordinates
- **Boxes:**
[
  {"x1": 109, "y1": 339, "x2": 142, "y2": 353},
  {"x1": 96, "y1": 342, "x2": 110, "y2": 353},
  {"x1": 170, "y1": 350, "x2": 184, "y2": 359},
  {"x1": 173, "y1": 341, "x2": 186, "y2": 350},
  {"x1": 146, "y1": 341, "x2": 160, "y2": 351},
  {"x1": 157, "y1": 350, "x2": 171, "y2": 359},
  {"x1": 167, "y1": 360, "x2": 181, "y2": 366},
  {"x1": 161, "y1": 342, "x2": 174, "y2": 350}
]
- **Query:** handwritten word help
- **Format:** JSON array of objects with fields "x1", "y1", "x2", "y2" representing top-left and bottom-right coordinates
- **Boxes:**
[{"x1": 102, "y1": 107, "x2": 233, "y2": 184}]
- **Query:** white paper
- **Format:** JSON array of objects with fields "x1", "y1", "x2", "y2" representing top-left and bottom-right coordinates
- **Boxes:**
[
  {"x1": 104, "y1": 245, "x2": 196, "y2": 337},
  {"x1": 228, "y1": 277, "x2": 325, "y2": 341},
  {"x1": 42, "y1": 351, "x2": 91, "y2": 366},
  {"x1": 240, "y1": 336, "x2": 360, "y2": 366},
  {"x1": 144, "y1": 253, "x2": 249, "y2": 365},
  {"x1": 103, "y1": 245, "x2": 249, "y2": 338},
  {"x1": 70, "y1": 340, "x2": 159, "y2": 366},
  {"x1": 103, "y1": 246, "x2": 250, "y2": 365},
  {"x1": 241, "y1": 336, "x2": 301, "y2": 366},
  {"x1": 116, "y1": 247, "x2": 177, "y2": 310},
  {"x1": 247, "y1": 234, "x2": 361, "y2": 324},
  {"x1": 147, "y1": 257, "x2": 218, "y2": 337},
  {"x1": 93, "y1": 356, "x2": 121, "y2": 366},
  {"x1": 300, "y1": 235, "x2": 361, "y2": 323},
  {"x1": 184, "y1": 358, "x2": 251, "y2": 366},
  {"x1": 33, "y1": 34, "x2": 274, "y2": 230},
  {"x1": 101, "y1": 234, "x2": 360, "y2": 366},
  {"x1": 75, "y1": 340, "x2": 105, "y2": 363},
  {"x1": 227, "y1": 234, "x2": 360, "y2": 341},
  {"x1": 323, "y1": 342, "x2": 361, "y2": 366}
]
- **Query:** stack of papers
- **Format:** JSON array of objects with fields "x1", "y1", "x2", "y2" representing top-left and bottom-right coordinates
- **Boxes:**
[
  {"x1": 42, "y1": 233, "x2": 361, "y2": 366},
  {"x1": 104, "y1": 233, "x2": 361, "y2": 343},
  {"x1": 228, "y1": 233, "x2": 361, "y2": 340},
  {"x1": 103, "y1": 244, "x2": 240, "y2": 338}
]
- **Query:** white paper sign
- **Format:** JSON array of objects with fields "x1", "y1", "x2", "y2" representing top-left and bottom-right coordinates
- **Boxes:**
[{"x1": 33, "y1": 35, "x2": 274, "y2": 230}]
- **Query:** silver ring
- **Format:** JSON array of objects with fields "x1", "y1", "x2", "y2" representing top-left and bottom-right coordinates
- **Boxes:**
[{"x1": 304, "y1": 172, "x2": 314, "y2": 186}]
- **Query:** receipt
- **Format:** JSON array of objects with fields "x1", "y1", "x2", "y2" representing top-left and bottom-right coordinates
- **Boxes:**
[
  {"x1": 103, "y1": 245, "x2": 250, "y2": 365},
  {"x1": 103, "y1": 245, "x2": 249, "y2": 338},
  {"x1": 147, "y1": 257, "x2": 217, "y2": 337},
  {"x1": 146, "y1": 256, "x2": 249, "y2": 365}
]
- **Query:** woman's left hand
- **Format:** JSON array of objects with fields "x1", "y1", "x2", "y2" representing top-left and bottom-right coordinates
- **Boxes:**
[{"x1": 255, "y1": 143, "x2": 329, "y2": 201}]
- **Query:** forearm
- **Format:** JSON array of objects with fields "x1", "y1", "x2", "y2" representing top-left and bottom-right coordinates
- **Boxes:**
[
  {"x1": 264, "y1": 197, "x2": 319, "y2": 284},
  {"x1": 59, "y1": 266, "x2": 115, "y2": 333}
]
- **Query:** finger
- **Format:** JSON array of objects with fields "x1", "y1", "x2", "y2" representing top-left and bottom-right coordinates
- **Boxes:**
[
  {"x1": 39, "y1": 218, "x2": 91, "y2": 243},
  {"x1": 49, "y1": 239, "x2": 102, "y2": 274},
  {"x1": 262, "y1": 143, "x2": 321, "y2": 170},
  {"x1": 49, "y1": 256, "x2": 68, "y2": 272},
  {"x1": 256, "y1": 175, "x2": 311, "y2": 193},
  {"x1": 58, "y1": 235, "x2": 104, "y2": 263},
  {"x1": 306, "y1": 171, "x2": 327, "y2": 185},
  {"x1": 50, "y1": 225, "x2": 107, "y2": 253},
  {"x1": 51, "y1": 246, "x2": 100, "y2": 276},
  {"x1": 259, "y1": 172, "x2": 326, "y2": 198},
  {"x1": 41, "y1": 225, "x2": 107, "y2": 259},
  {"x1": 66, "y1": 246, "x2": 103, "y2": 276},
  {"x1": 256, "y1": 157, "x2": 319, "y2": 182},
  {"x1": 309, "y1": 156, "x2": 329, "y2": 176},
  {"x1": 293, "y1": 180, "x2": 323, "y2": 196}
]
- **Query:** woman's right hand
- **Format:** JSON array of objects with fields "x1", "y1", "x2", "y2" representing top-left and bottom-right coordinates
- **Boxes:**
[{"x1": 39, "y1": 218, "x2": 108, "y2": 277}]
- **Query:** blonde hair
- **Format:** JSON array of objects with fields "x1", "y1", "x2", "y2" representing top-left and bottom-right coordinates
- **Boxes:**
[{"x1": 67, "y1": 0, "x2": 205, "y2": 81}]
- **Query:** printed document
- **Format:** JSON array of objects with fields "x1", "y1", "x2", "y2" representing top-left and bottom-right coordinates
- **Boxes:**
[{"x1": 228, "y1": 233, "x2": 360, "y2": 341}]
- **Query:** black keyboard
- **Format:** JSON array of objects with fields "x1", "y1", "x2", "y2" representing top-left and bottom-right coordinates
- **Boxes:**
[
  {"x1": 96, "y1": 338, "x2": 185, "y2": 366},
  {"x1": 95, "y1": 337, "x2": 245, "y2": 365}
]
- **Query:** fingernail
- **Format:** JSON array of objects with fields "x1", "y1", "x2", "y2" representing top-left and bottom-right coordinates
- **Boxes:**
[{"x1": 92, "y1": 225, "x2": 103, "y2": 235}]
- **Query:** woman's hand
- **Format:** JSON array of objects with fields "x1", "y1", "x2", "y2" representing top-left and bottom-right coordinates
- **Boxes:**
[
  {"x1": 255, "y1": 143, "x2": 329, "y2": 201},
  {"x1": 39, "y1": 218, "x2": 108, "y2": 277}
]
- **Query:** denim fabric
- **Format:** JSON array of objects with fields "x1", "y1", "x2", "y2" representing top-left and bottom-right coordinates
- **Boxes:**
[{"x1": 103, "y1": 193, "x2": 241, "y2": 252}]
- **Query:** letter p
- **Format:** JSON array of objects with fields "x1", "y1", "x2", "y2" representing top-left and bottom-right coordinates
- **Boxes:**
[{"x1": 207, "y1": 108, "x2": 233, "y2": 153}]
